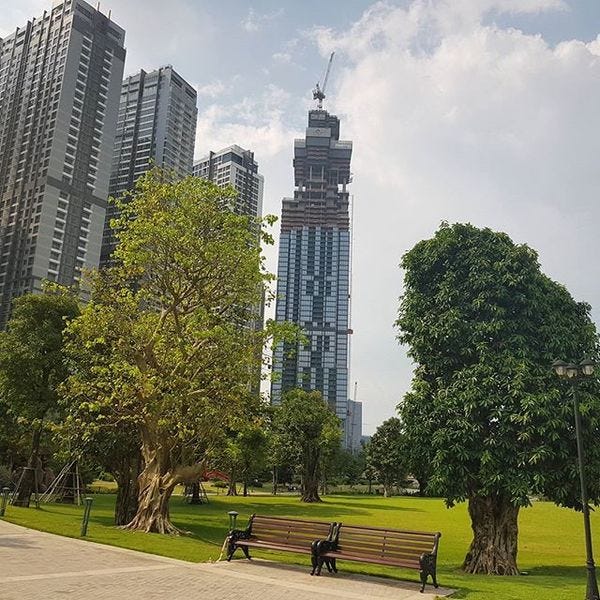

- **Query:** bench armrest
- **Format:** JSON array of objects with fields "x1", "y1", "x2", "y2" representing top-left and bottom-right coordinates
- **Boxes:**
[
  {"x1": 225, "y1": 528, "x2": 252, "y2": 561},
  {"x1": 419, "y1": 551, "x2": 437, "y2": 580},
  {"x1": 227, "y1": 528, "x2": 251, "y2": 542},
  {"x1": 313, "y1": 538, "x2": 338, "y2": 554}
]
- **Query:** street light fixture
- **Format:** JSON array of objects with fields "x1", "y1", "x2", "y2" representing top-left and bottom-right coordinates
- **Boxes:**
[{"x1": 552, "y1": 358, "x2": 599, "y2": 600}]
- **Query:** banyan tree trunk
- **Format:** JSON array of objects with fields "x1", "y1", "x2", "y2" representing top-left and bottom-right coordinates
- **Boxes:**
[
  {"x1": 416, "y1": 471, "x2": 429, "y2": 497},
  {"x1": 189, "y1": 482, "x2": 202, "y2": 504},
  {"x1": 301, "y1": 448, "x2": 321, "y2": 503},
  {"x1": 114, "y1": 456, "x2": 141, "y2": 526},
  {"x1": 13, "y1": 423, "x2": 43, "y2": 507},
  {"x1": 227, "y1": 471, "x2": 238, "y2": 496},
  {"x1": 124, "y1": 441, "x2": 179, "y2": 534},
  {"x1": 383, "y1": 479, "x2": 392, "y2": 498},
  {"x1": 463, "y1": 495, "x2": 520, "y2": 575}
]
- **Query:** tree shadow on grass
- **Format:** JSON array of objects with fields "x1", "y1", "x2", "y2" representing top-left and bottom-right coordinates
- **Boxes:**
[{"x1": 524, "y1": 564, "x2": 589, "y2": 578}]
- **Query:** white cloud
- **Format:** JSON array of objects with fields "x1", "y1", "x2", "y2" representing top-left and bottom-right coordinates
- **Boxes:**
[
  {"x1": 194, "y1": 80, "x2": 227, "y2": 99},
  {"x1": 195, "y1": 84, "x2": 300, "y2": 161},
  {"x1": 309, "y1": 0, "x2": 600, "y2": 430},
  {"x1": 242, "y1": 7, "x2": 284, "y2": 33},
  {"x1": 272, "y1": 52, "x2": 292, "y2": 64}
]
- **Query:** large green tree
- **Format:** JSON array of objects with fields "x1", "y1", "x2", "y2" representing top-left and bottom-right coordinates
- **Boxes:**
[
  {"x1": 0, "y1": 285, "x2": 79, "y2": 506},
  {"x1": 366, "y1": 417, "x2": 408, "y2": 497},
  {"x1": 396, "y1": 223, "x2": 600, "y2": 575},
  {"x1": 216, "y1": 421, "x2": 268, "y2": 497},
  {"x1": 63, "y1": 170, "x2": 291, "y2": 533},
  {"x1": 273, "y1": 389, "x2": 341, "y2": 502}
]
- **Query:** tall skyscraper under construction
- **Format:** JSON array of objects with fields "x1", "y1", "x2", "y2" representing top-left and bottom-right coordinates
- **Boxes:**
[
  {"x1": 271, "y1": 105, "x2": 353, "y2": 441},
  {"x1": 0, "y1": 0, "x2": 126, "y2": 325}
]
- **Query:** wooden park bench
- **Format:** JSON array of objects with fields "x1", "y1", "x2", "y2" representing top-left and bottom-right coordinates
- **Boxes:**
[
  {"x1": 225, "y1": 514, "x2": 336, "y2": 570},
  {"x1": 312, "y1": 523, "x2": 441, "y2": 593}
]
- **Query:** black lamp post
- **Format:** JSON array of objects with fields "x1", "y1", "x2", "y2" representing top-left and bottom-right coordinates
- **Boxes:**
[{"x1": 552, "y1": 359, "x2": 599, "y2": 600}]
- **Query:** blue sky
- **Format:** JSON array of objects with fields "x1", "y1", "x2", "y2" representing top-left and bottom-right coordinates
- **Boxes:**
[{"x1": 3, "y1": 1, "x2": 600, "y2": 434}]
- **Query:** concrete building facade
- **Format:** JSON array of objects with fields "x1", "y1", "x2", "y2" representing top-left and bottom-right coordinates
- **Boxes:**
[
  {"x1": 194, "y1": 145, "x2": 265, "y2": 396},
  {"x1": 100, "y1": 65, "x2": 197, "y2": 266},
  {"x1": 0, "y1": 0, "x2": 125, "y2": 324},
  {"x1": 271, "y1": 108, "x2": 353, "y2": 440},
  {"x1": 193, "y1": 145, "x2": 264, "y2": 220}
]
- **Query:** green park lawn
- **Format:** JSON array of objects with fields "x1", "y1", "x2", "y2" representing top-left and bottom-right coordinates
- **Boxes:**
[{"x1": 4, "y1": 492, "x2": 597, "y2": 600}]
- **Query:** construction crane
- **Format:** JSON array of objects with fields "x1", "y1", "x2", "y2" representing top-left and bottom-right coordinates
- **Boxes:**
[{"x1": 313, "y1": 52, "x2": 335, "y2": 110}]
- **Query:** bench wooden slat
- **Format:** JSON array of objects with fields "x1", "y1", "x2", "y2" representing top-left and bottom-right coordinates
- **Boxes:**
[
  {"x1": 337, "y1": 543, "x2": 429, "y2": 556},
  {"x1": 338, "y1": 537, "x2": 434, "y2": 547},
  {"x1": 337, "y1": 548, "x2": 427, "y2": 562},
  {"x1": 253, "y1": 518, "x2": 329, "y2": 526},
  {"x1": 250, "y1": 534, "x2": 324, "y2": 544},
  {"x1": 239, "y1": 541, "x2": 313, "y2": 553},
  {"x1": 337, "y1": 523, "x2": 436, "y2": 536},
  {"x1": 321, "y1": 551, "x2": 421, "y2": 569},
  {"x1": 336, "y1": 540, "x2": 433, "y2": 553},
  {"x1": 253, "y1": 528, "x2": 327, "y2": 535},
  {"x1": 253, "y1": 526, "x2": 330, "y2": 535},
  {"x1": 338, "y1": 528, "x2": 436, "y2": 542},
  {"x1": 252, "y1": 517, "x2": 329, "y2": 527}
]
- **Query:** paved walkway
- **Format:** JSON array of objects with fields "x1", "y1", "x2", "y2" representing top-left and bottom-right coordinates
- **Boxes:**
[{"x1": 0, "y1": 520, "x2": 454, "y2": 599}]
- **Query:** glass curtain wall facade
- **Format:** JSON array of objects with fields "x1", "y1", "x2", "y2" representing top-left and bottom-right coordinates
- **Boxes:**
[
  {"x1": 100, "y1": 65, "x2": 197, "y2": 266},
  {"x1": 271, "y1": 109, "x2": 353, "y2": 437},
  {"x1": 0, "y1": 0, "x2": 125, "y2": 325}
]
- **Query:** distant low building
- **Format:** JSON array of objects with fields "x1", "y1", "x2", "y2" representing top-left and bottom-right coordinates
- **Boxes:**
[{"x1": 346, "y1": 399, "x2": 363, "y2": 453}]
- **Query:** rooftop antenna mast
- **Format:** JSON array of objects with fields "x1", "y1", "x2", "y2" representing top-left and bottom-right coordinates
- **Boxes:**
[{"x1": 313, "y1": 52, "x2": 335, "y2": 110}]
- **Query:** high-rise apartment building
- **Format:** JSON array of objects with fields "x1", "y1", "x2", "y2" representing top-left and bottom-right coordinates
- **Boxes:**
[
  {"x1": 100, "y1": 65, "x2": 197, "y2": 266},
  {"x1": 0, "y1": 0, "x2": 125, "y2": 325},
  {"x1": 194, "y1": 145, "x2": 265, "y2": 397},
  {"x1": 271, "y1": 108, "x2": 353, "y2": 440},
  {"x1": 193, "y1": 145, "x2": 264, "y2": 220}
]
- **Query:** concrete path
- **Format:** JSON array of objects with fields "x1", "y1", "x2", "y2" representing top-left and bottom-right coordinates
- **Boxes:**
[{"x1": 0, "y1": 520, "x2": 455, "y2": 599}]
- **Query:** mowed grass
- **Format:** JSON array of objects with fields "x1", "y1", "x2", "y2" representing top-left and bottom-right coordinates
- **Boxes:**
[{"x1": 4, "y1": 493, "x2": 598, "y2": 600}]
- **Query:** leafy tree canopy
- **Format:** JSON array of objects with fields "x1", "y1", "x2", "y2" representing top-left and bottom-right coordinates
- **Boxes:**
[
  {"x1": 273, "y1": 389, "x2": 341, "y2": 502},
  {"x1": 0, "y1": 284, "x2": 79, "y2": 505},
  {"x1": 63, "y1": 170, "x2": 296, "y2": 533},
  {"x1": 396, "y1": 223, "x2": 600, "y2": 574},
  {"x1": 0, "y1": 284, "x2": 79, "y2": 423},
  {"x1": 366, "y1": 417, "x2": 408, "y2": 497}
]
